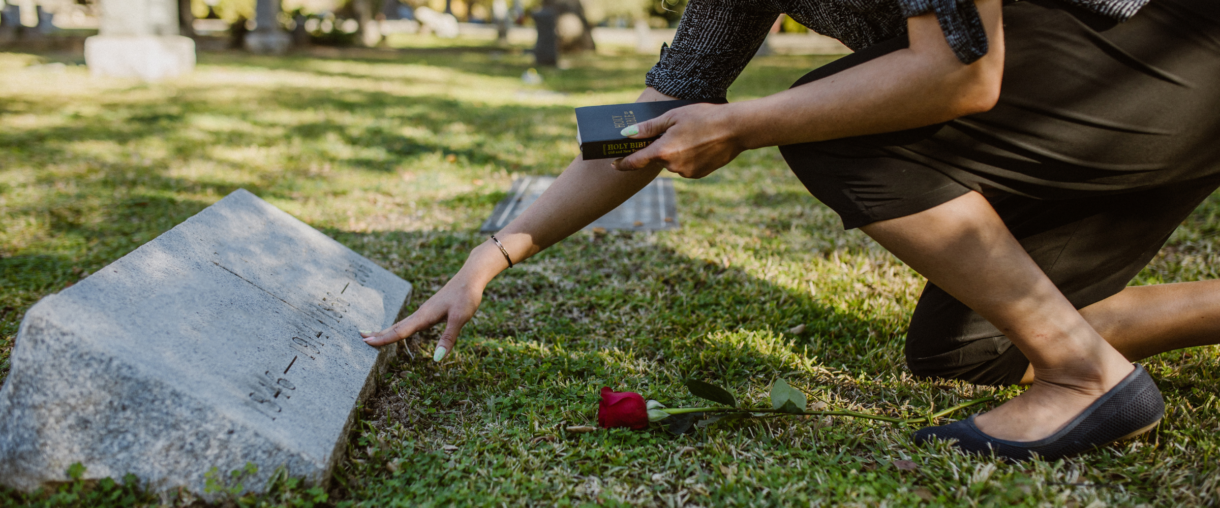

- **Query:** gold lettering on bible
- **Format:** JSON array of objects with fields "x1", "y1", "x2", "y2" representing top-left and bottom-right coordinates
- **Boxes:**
[
  {"x1": 603, "y1": 140, "x2": 648, "y2": 156},
  {"x1": 612, "y1": 110, "x2": 637, "y2": 129}
]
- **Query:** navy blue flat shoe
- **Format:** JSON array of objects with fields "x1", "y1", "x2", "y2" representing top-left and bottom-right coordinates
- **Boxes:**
[{"x1": 914, "y1": 364, "x2": 1164, "y2": 461}]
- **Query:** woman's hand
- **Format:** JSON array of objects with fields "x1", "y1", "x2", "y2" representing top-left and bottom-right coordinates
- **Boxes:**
[
  {"x1": 361, "y1": 87, "x2": 678, "y2": 359},
  {"x1": 362, "y1": 269, "x2": 486, "y2": 362},
  {"x1": 611, "y1": 102, "x2": 746, "y2": 179}
]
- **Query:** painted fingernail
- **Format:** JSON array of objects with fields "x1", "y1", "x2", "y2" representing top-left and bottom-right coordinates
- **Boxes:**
[
  {"x1": 433, "y1": 346, "x2": 448, "y2": 362},
  {"x1": 620, "y1": 125, "x2": 638, "y2": 137},
  {"x1": 359, "y1": 329, "x2": 373, "y2": 336}
]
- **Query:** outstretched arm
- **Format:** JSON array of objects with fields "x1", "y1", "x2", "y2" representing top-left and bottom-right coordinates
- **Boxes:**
[
  {"x1": 614, "y1": 0, "x2": 1005, "y2": 178},
  {"x1": 362, "y1": 88, "x2": 677, "y2": 356}
]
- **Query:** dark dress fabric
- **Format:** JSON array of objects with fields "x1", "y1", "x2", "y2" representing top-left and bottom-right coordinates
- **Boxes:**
[
  {"x1": 780, "y1": 0, "x2": 1220, "y2": 385},
  {"x1": 644, "y1": 0, "x2": 1153, "y2": 99}
]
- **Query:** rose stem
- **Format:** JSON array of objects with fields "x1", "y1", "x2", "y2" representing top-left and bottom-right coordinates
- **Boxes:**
[{"x1": 659, "y1": 396, "x2": 995, "y2": 425}]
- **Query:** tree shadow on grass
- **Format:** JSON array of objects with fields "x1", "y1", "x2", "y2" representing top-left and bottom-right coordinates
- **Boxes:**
[{"x1": 0, "y1": 88, "x2": 584, "y2": 187}]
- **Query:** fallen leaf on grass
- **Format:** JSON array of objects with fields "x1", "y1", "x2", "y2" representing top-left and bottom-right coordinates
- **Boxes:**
[
  {"x1": 566, "y1": 425, "x2": 598, "y2": 433},
  {"x1": 442, "y1": 445, "x2": 459, "y2": 452},
  {"x1": 386, "y1": 460, "x2": 400, "y2": 473},
  {"x1": 893, "y1": 460, "x2": 919, "y2": 471},
  {"x1": 530, "y1": 436, "x2": 557, "y2": 444},
  {"x1": 787, "y1": 324, "x2": 806, "y2": 335},
  {"x1": 913, "y1": 487, "x2": 935, "y2": 501}
]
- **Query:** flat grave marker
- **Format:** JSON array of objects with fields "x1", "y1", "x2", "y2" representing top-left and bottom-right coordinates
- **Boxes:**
[
  {"x1": 0, "y1": 189, "x2": 411, "y2": 498},
  {"x1": 481, "y1": 176, "x2": 680, "y2": 233}
]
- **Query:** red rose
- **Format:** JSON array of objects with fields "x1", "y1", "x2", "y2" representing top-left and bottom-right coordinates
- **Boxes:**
[{"x1": 597, "y1": 387, "x2": 649, "y2": 430}]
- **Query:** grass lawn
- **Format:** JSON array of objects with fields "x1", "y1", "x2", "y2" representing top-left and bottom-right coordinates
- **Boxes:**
[{"x1": 2, "y1": 42, "x2": 1219, "y2": 507}]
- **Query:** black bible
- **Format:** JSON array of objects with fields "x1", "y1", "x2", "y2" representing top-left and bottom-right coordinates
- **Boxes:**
[{"x1": 574, "y1": 100, "x2": 701, "y2": 160}]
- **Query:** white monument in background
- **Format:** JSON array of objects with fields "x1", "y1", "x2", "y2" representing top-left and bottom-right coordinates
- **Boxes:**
[{"x1": 85, "y1": 0, "x2": 195, "y2": 81}]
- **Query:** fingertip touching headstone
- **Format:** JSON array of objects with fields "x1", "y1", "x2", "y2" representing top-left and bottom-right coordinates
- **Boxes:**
[
  {"x1": 0, "y1": 189, "x2": 412, "y2": 499},
  {"x1": 481, "y1": 176, "x2": 679, "y2": 232}
]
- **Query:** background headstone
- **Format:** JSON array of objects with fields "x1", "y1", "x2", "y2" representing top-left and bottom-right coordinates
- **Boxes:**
[
  {"x1": 492, "y1": 0, "x2": 509, "y2": 44},
  {"x1": 481, "y1": 176, "x2": 679, "y2": 233},
  {"x1": 0, "y1": 189, "x2": 412, "y2": 499},
  {"x1": 532, "y1": 7, "x2": 557, "y2": 66},
  {"x1": 85, "y1": 0, "x2": 196, "y2": 81},
  {"x1": 414, "y1": 6, "x2": 458, "y2": 38},
  {"x1": 245, "y1": 0, "x2": 291, "y2": 54},
  {"x1": 0, "y1": 5, "x2": 20, "y2": 45},
  {"x1": 633, "y1": 18, "x2": 652, "y2": 54}
]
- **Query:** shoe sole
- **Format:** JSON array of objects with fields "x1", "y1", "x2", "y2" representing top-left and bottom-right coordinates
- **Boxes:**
[{"x1": 1117, "y1": 419, "x2": 1161, "y2": 441}]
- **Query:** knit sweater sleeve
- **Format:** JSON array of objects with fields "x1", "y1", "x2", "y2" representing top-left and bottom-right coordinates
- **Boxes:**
[{"x1": 644, "y1": 0, "x2": 781, "y2": 100}]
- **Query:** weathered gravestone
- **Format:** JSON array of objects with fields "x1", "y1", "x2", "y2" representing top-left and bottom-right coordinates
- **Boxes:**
[
  {"x1": 532, "y1": 7, "x2": 557, "y2": 66},
  {"x1": 245, "y1": 0, "x2": 291, "y2": 55},
  {"x1": 0, "y1": 5, "x2": 21, "y2": 45},
  {"x1": 0, "y1": 189, "x2": 412, "y2": 498},
  {"x1": 85, "y1": 0, "x2": 196, "y2": 81}
]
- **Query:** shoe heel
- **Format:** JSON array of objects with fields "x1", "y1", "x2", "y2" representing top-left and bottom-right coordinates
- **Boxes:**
[{"x1": 1118, "y1": 419, "x2": 1160, "y2": 441}]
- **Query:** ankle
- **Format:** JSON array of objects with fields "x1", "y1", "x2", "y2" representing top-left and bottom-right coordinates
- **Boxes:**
[
  {"x1": 1031, "y1": 353, "x2": 1133, "y2": 391},
  {"x1": 1024, "y1": 321, "x2": 1124, "y2": 368}
]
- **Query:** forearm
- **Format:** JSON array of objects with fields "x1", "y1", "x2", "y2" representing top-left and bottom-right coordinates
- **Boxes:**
[
  {"x1": 456, "y1": 87, "x2": 676, "y2": 288},
  {"x1": 733, "y1": 1, "x2": 1004, "y2": 149}
]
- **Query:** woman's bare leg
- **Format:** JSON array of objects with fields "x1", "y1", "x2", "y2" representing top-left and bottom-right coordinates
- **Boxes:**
[
  {"x1": 862, "y1": 191, "x2": 1135, "y2": 441},
  {"x1": 1017, "y1": 281, "x2": 1220, "y2": 383}
]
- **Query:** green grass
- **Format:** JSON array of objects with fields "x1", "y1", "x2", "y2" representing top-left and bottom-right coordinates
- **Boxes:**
[{"x1": 2, "y1": 43, "x2": 1219, "y2": 507}]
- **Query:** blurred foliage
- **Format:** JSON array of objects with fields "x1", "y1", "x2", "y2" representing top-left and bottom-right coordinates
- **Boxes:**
[
  {"x1": 781, "y1": 14, "x2": 809, "y2": 33},
  {"x1": 192, "y1": 0, "x2": 256, "y2": 23}
]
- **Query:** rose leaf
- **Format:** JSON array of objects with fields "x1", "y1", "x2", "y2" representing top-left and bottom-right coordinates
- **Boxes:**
[
  {"x1": 770, "y1": 378, "x2": 807, "y2": 413},
  {"x1": 685, "y1": 379, "x2": 737, "y2": 407},
  {"x1": 664, "y1": 412, "x2": 702, "y2": 435}
]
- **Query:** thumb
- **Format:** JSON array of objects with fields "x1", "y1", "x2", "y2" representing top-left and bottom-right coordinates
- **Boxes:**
[
  {"x1": 612, "y1": 142, "x2": 662, "y2": 172},
  {"x1": 433, "y1": 313, "x2": 467, "y2": 362}
]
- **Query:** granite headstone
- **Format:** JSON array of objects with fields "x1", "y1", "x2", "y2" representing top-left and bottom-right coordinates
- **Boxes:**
[
  {"x1": 0, "y1": 5, "x2": 21, "y2": 44},
  {"x1": 245, "y1": 0, "x2": 292, "y2": 54},
  {"x1": 533, "y1": 7, "x2": 557, "y2": 66},
  {"x1": 0, "y1": 189, "x2": 412, "y2": 498}
]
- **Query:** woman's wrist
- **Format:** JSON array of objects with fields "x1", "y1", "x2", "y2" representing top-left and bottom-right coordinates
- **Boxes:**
[
  {"x1": 458, "y1": 241, "x2": 511, "y2": 289},
  {"x1": 722, "y1": 100, "x2": 771, "y2": 151}
]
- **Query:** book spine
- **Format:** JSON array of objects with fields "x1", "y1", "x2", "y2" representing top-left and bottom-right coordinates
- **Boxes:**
[{"x1": 581, "y1": 138, "x2": 658, "y2": 160}]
